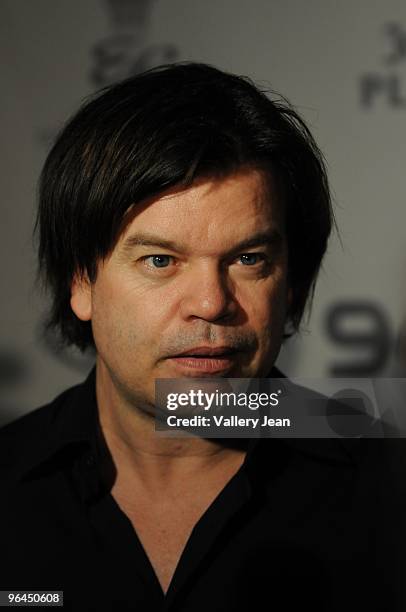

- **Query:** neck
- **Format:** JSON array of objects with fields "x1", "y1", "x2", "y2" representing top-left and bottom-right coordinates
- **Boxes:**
[{"x1": 95, "y1": 359, "x2": 247, "y2": 492}]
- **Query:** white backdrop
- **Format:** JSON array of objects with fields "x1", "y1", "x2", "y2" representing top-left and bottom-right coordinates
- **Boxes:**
[{"x1": 1, "y1": 0, "x2": 405, "y2": 424}]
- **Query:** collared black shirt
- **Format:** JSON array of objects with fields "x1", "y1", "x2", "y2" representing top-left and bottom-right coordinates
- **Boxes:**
[{"x1": 0, "y1": 368, "x2": 405, "y2": 611}]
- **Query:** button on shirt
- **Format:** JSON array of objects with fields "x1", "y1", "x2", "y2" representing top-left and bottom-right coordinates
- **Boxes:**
[{"x1": 0, "y1": 368, "x2": 404, "y2": 611}]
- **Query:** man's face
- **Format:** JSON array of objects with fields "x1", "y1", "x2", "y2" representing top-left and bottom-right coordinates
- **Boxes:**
[{"x1": 71, "y1": 168, "x2": 290, "y2": 408}]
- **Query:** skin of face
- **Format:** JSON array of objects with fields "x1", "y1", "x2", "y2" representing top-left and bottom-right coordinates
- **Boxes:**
[{"x1": 70, "y1": 167, "x2": 291, "y2": 417}]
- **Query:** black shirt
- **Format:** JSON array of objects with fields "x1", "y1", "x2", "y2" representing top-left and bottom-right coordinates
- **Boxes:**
[{"x1": 0, "y1": 368, "x2": 404, "y2": 611}]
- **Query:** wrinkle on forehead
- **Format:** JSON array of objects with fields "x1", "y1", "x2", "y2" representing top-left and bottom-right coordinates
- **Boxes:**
[{"x1": 114, "y1": 167, "x2": 284, "y2": 257}]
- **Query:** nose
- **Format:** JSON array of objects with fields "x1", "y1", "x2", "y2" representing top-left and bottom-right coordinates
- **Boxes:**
[{"x1": 179, "y1": 262, "x2": 237, "y2": 322}]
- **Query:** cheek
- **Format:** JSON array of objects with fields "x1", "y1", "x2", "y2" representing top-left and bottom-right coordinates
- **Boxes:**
[
  {"x1": 90, "y1": 275, "x2": 173, "y2": 357},
  {"x1": 241, "y1": 276, "x2": 289, "y2": 328},
  {"x1": 90, "y1": 280, "x2": 138, "y2": 348}
]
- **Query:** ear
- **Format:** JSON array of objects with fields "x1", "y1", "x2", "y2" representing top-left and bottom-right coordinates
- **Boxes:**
[{"x1": 70, "y1": 273, "x2": 92, "y2": 321}]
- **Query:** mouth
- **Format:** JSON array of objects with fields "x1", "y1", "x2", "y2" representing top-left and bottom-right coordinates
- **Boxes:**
[{"x1": 167, "y1": 346, "x2": 240, "y2": 375}]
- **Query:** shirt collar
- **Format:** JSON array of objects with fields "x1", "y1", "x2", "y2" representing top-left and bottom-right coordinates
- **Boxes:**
[
  {"x1": 16, "y1": 367, "x2": 98, "y2": 482},
  {"x1": 16, "y1": 364, "x2": 354, "y2": 486}
]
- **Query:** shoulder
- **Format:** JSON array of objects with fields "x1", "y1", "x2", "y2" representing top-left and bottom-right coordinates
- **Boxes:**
[
  {"x1": 265, "y1": 374, "x2": 364, "y2": 465},
  {"x1": 0, "y1": 389, "x2": 66, "y2": 465},
  {"x1": 0, "y1": 378, "x2": 90, "y2": 474}
]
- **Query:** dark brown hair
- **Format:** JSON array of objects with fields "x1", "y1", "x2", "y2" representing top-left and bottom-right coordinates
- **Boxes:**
[{"x1": 35, "y1": 62, "x2": 333, "y2": 351}]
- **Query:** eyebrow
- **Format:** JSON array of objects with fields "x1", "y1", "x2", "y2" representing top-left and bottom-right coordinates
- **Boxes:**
[{"x1": 120, "y1": 229, "x2": 284, "y2": 258}]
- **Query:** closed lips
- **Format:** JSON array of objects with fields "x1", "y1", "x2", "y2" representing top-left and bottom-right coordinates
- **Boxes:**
[{"x1": 173, "y1": 347, "x2": 237, "y2": 357}]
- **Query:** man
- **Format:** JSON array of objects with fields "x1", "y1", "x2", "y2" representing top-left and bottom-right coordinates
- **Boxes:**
[{"x1": 0, "y1": 63, "x2": 402, "y2": 611}]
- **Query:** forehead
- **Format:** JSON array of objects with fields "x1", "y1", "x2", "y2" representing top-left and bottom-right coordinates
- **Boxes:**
[{"x1": 116, "y1": 168, "x2": 284, "y2": 254}]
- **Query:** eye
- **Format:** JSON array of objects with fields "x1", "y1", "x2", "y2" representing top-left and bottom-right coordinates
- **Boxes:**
[
  {"x1": 238, "y1": 253, "x2": 266, "y2": 266},
  {"x1": 144, "y1": 255, "x2": 173, "y2": 268}
]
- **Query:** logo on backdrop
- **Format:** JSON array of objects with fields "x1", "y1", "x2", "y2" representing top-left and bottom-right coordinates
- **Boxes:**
[
  {"x1": 90, "y1": 0, "x2": 178, "y2": 87},
  {"x1": 37, "y1": 0, "x2": 179, "y2": 145},
  {"x1": 360, "y1": 22, "x2": 406, "y2": 108}
]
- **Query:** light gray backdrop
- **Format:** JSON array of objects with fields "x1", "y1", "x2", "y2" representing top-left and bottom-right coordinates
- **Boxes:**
[{"x1": 1, "y1": 0, "x2": 405, "y2": 425}]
